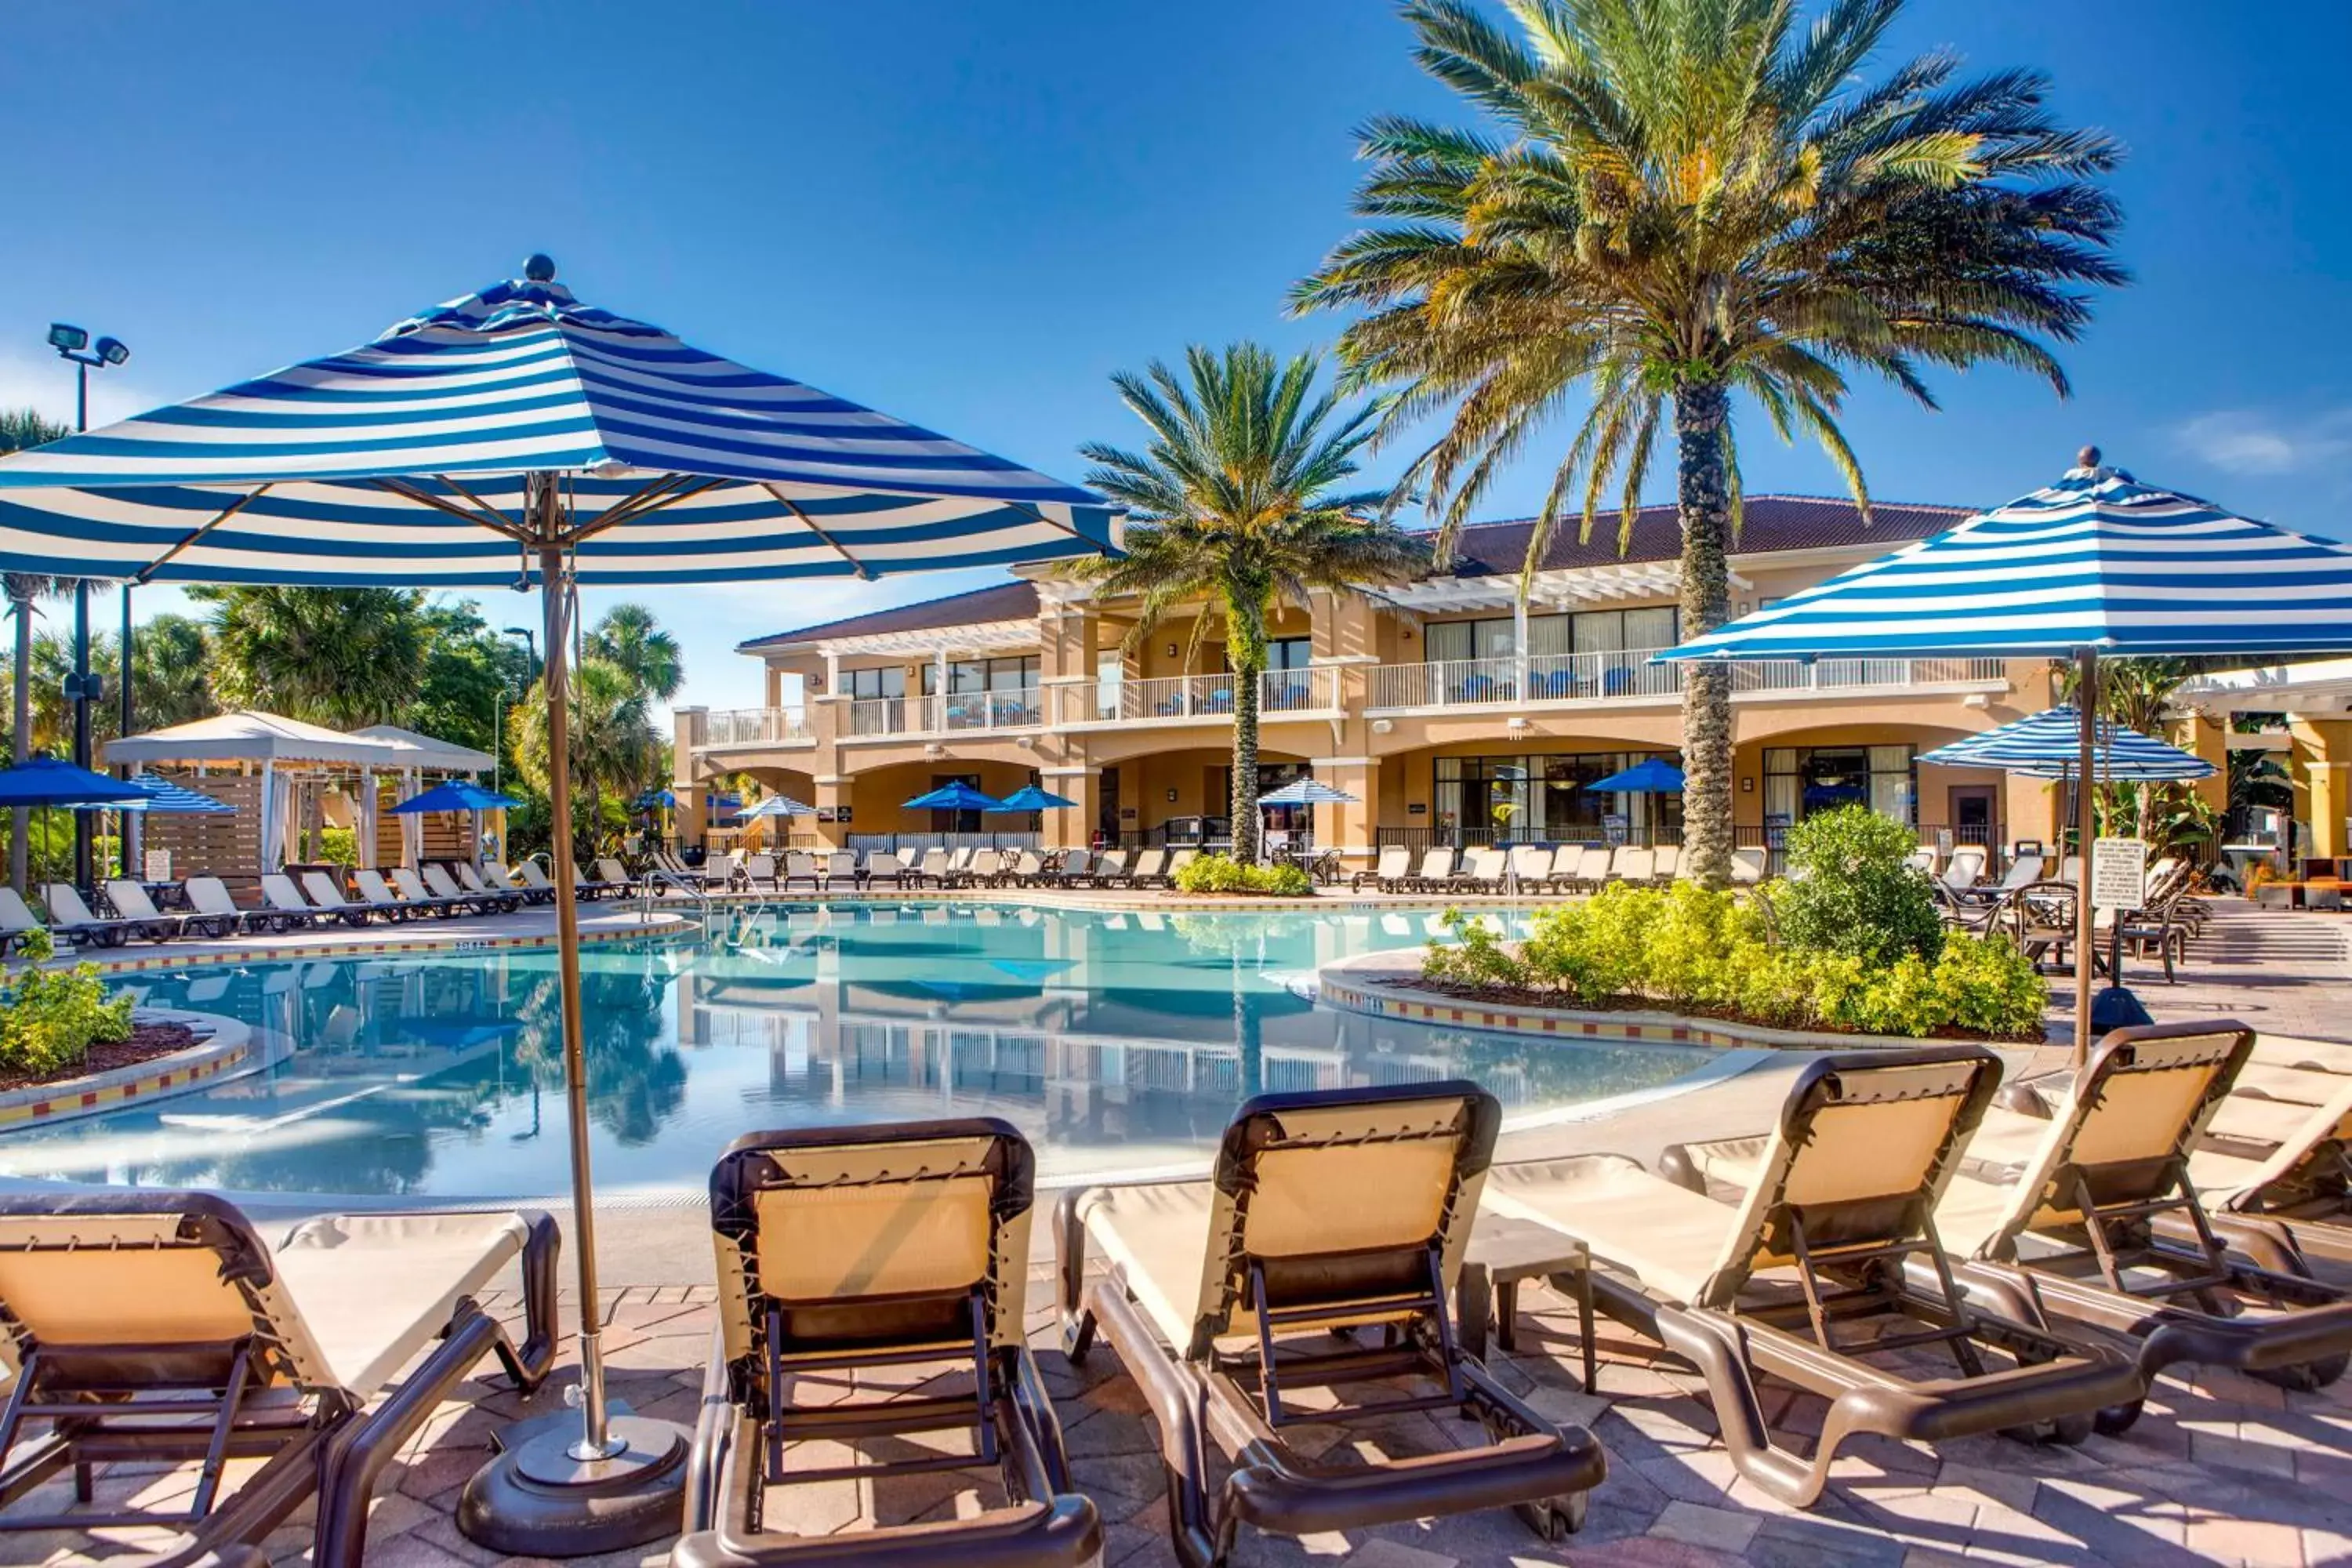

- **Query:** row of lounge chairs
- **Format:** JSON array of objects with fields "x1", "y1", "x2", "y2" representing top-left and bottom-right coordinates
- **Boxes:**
[
  {"x1": 1933, "y1": 851, "x2": 2215, "y2": 979},
  {"x1": 1349, "y1": 842, "x2": 1769, "y2": 894},
  {"x1": 10, "y1": 1013, "x2": 2350, "y2": 1566},
  {"x1": 670, "y1": 845, "x2": 1212, "y2": 895}
]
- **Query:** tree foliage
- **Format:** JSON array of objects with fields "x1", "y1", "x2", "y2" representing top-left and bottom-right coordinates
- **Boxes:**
[
  {"x1": 587, "y1": 603, "x2": 684, "y2": 702},
  {"x1": 191, "y1": 586, "x2": 429, "y2": 728}
]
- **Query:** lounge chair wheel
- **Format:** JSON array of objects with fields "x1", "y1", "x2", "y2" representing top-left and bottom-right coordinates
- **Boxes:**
[
  {"x1": 2251, "y1": 1351, "x2": 2347, "y2": 1392},
  {"x1": 2092, "y1": 1397, "x2": 2144, "y2": 1436},
  {"x1": 1516, "y1": 1489, "x2": 1587, "y2": 1540},
  {"x1": 2002, "y1": 1409, "x2": 2095, "y2": 1447}
]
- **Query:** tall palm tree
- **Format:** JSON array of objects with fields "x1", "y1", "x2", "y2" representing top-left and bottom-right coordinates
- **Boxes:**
[
  {"x1": 586, "y1": 603, "x2": 684, "y2": 702},
  {"x1": 507, "y1": 658, "x2": 661, "y2": 860},
  {"x1": 0, "y1": 408, "x2": 76, "y2": 893},
  {"x1": 1294, "y1": 0, "x2": 2124, "y2": 885},
  {"x1": 190, "y1": 586, "x2": 428, "y2": 728},
  {"x1": 1069, "y1": 343, "x2": 1429, "y2": 863}
]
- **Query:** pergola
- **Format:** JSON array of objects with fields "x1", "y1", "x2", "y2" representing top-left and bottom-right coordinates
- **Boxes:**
[{"x1": 103, "y1": 710, "x2": 494, "y2": 874}]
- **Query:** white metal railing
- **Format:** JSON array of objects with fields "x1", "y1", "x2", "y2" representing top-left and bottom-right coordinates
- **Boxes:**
[
  {"x1": 699, "y1": 707, "x2": 812, "y2": 746},
  {"x1": 1367, "y1": 649, "x2": 2007, "y2": 710},
  {"x1": 845, "y1": 688, "x2": 1047, "y2": 739},
  {"x1": 1054, "y1": 667, "x2": 1338, "y2": 724}
]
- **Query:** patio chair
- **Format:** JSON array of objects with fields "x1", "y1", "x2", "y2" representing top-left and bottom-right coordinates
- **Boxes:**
[
  {"x1": 1928, "y1": 1022, "x2": 2352, "y2": 1415},
  {"x1": 1094, "y1": 847, "x2": 1131, "y2": 886},
  {"x1": 740, "y1": 853, "x2": 777, "y2": 891},
  {"x1": 1489, "y1": 1047, "x2": 2140, "y2": 1508},
  {"x1": 820, "y1": 851, "x2": 861, "y2": 891},
  {"x1": 1906, "y1": 846, "x2": 1939, "y2": 876},
  {"x1": 1006, "y1": 850, "x2": 1049, "y2": 887},
  {"x1": 341, "y1": 868, "x2": 423, "y2": 921},
  {"x1": 252, "y1": 874, "x2": 327, "y2": 934},
  {"x1": 1611, "y1": 846, "x2": 1655, "y2": 886},
  {"x1": 1058, "y1": 1083, "x2": 1605, "y2": 1566},
  {"x1": 1163, "y1": 847, "x2": 1200, "y2": 884},
  {"x1": 914, "y1": 847, "x2": 953, "y2": 887},
  {"x1": 673, "y1": 1120, "x2": 1098, "y2": 1568},
  {"x1": 296, "y1": 871, "x2": 386, "y2": 927},
  {"x1": 1936, "y1": 848, "x2": 1988, "y2": 902},
  {"x1": 483, "y1": 860, "x2": 553, "y2": 906},
  {"x1": 2171, "y1": 1067, "x2": 2352, "y2": 1271},
  {"x1": 863, "y1": 849, "x2": 906, "y2": 890},
  {"x1": 1410, "y1": 847, "x2": 1455, "y2": 891},
  {"x1": 1352, "y1": 845, "x2": 1411, "y2": 891},
  {"x1": 1056, "y1": 848, "x2": 1097, "y2": 887},
  {"x1": 423, "y1": 863, "x2": 519, "y2": 916},
  {"x1": 590, "y1": 858, "x2": 636, "y2": 898},
  {"x1": 388, "y1": 867, "x2": 471, "y2": 919},
  {"x1": 1125, "y1": 847, "x2": 1168, "y2": 888},
  {"x1": 1728, "y1": 847, "x2": 1768, "y2": 887},
  {"x1": 1650, "y1": 844, "x2": 1681, "y2": 884},
  {"x1": 0, "y1": 1192, "x2": 556, "y2": 1568},
  {"x1": 1455, "y1": 847, "x2": 1507, "y2": 892},
  {"x1": 1548, "y1": 845, "x2": 1609, "y2": 894},
  {"x1": 42, "y1": 882, "x2": 168, "y2": 946},
  {"x1": 453, "y1": 862, "x2": 510, "y2": 904},
  {"x1": 1511, "y1": 844, "x2": 1554, "y2": 889},
  {"x1": 107, "y1": 878, "x2": 239, "y2": 941}
]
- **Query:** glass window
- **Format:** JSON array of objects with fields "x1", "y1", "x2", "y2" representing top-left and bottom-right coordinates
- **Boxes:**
[
  {"x1": 1269, "y1": 637, "x2": 1313, "y2": 670},
  {"x1": 1622, "y1": 606, "x2": 1677, "y2": 651},
  {"x1": 1763, "y1": 745, "x2": 1917, "y2": 829},
  {"x1": 847, "y1": 666, "x2": 905, "y2": 700},
  {"x1": 1425, "y1": 621, "x2": 1473, "y2": 663},
  {"x1": 1526, "y1": 613, "x2": 1572, "y2": 657}
]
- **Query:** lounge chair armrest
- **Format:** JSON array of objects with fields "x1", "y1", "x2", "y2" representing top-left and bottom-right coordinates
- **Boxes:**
[
  {"x1": 670, "y1": 1497, "x2": 1100, "y2": 1568},
  {"x1": 1657, "y1": 1135, "x2": 1766, "y2": 1196},
  {"x1": 684, "y1": 1322, "x2": 734, "y2": 1535}
]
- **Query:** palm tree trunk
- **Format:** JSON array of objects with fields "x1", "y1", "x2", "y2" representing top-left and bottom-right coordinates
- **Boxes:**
[
  {"x1": 1227, "y1": 598, "x2": 1269, "y2": 866},
  {"x1": 9, "y1": 586, "x2": 31, "y2": 893},
  {"x1": 1673, "y1": 379, "x2": 1734, "y2": 890}
]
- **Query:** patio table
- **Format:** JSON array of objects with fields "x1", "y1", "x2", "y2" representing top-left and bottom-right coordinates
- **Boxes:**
[{"x1": 1461, "y1": 1211, "x2": 1596, "y2": 1389}]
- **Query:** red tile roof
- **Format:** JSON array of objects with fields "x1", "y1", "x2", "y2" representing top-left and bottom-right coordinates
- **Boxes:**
[{"x1": 739, "y1": 495, "x2": 1967, "y2": 648}]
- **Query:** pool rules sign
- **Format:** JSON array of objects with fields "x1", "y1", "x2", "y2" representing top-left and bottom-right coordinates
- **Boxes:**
[{"x1": 2090, "y1": 837, "x2": 2149, "y2": 910}]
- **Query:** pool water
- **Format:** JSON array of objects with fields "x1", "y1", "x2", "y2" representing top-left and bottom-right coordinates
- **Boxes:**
[{"x1": 0, "y1": 905, "x2": 1712, "y2": 1198}]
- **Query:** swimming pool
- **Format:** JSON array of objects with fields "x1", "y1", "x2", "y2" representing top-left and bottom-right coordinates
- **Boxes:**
[{"x1": 0, "y1": 905, "x2": 1714, "y2": 1198}]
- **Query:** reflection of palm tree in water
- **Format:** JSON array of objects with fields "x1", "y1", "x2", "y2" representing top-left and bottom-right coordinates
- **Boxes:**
[
  {"x1": 1171, "y1": 916, "x2": 1272, "y2": 1100},
  {"x1": 511, "y1": 965, "x2": 686, "y2": 1146}
]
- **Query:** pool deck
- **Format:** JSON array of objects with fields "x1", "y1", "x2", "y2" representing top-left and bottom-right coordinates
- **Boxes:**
[{"x1": 21, "y1": 896, "x2": 2352, "y2": 1566}]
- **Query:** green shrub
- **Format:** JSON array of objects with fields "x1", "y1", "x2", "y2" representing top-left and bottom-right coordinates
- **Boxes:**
[
  {"x1": 1171, "y1": 854, "x2": 1313, "y2": 897},
  {"x1": 1417, "y1": 879, "x2": 2043, "y2": 1040},
  {"x1": 318, "y1": 826, "x2": 358, "y2": 867},
  {"x1": 0, "y1": 928, "x2": 136, "y2": 1078},
  {"x1": 1773, "y1": 805, "x2": 1942, "y2": 967}
]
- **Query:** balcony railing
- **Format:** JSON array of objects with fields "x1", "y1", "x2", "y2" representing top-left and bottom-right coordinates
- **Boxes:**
[
  {"x1": 1054, "y1": 667, "x2": 1340, "y2": 724},
  {"x1": 699, "y1": 707, "x2": 812, "y2": 746},
  {"x1": 845, "y1": 689, "x2": 1047, "y2": 739},
  {"x1": 1367, "y1": 649, "x2": 2006, "y2": 711}
]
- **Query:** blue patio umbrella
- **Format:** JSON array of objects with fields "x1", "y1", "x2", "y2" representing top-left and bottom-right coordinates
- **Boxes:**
[
  {"x1": 1918, "y1": 707, "x2": 2216, "y2": 782},
  {"x1": 1257, "y1": 779, "x2": 1358, "y2": 807},
  {"x1": 990, "y1": 785, "x2": 1080, "y2": 811},
  {"x1": 1659, "y1": 452, "x2": 2352, "y2": 1052},
  {"x1": 904, "y1": 781, "x2": 1006, "y2": 811},
  {"x1": 0, "y1": 756, "x2": 149, "y2": 809},
  {"x1": 1584, "y1": 757, "x2": 1686, "y2": 793},
  {"x1": 0, "y1": 256, "x2": 1118, "y2": 1545},
  {"x1": 389, "y1": 779, "x2": 524, "y2": 814},
  {"x1": 126, "y1": 772, "x2": 237, "y2": 814}
]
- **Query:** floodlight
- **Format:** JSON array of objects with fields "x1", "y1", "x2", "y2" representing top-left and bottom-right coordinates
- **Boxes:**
[
  {"x1": 47, "y1": 323, "x2": 87, "y2": 354},
  {"x1": 95, "y1": 336, "x2": 129, "y2": 366}
]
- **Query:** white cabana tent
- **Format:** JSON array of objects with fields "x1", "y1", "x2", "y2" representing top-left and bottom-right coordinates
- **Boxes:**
[{"x1": 354, "y1": 724, "x2": 499, "y2": 866}]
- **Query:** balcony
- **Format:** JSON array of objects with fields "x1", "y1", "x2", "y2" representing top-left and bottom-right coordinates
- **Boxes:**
[
  {"x1": 1366, "y1": 649, "x2": 2009, "y2": 713},
  {"x1": 1051, "y1": 668, "x2": 1342, "y2": 728},
  {"x1": 697, "y1": 707, "x2": 813, "y2": 750},
  {"x1": 844, "y1": 689, "x2": 1047, "y2": 741}
]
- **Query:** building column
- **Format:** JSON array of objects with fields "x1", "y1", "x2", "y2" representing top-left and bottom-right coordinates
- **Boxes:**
[
  {"x1": 813, "y1": 775, "x2": 851, "y2": 851},
  {"x1": 2180, "y1": 710, "x2": 2230, "y2": 815},
  {"x1": 1315, "y1": 757, "x2": 1380, "y2": 868},
  {"x1": 672, "y1": 706, "x2": 710, "y2": 850},
  {"x1": 2290, "y1": 716, "x2": 2352, "y2": 860},
  {"x1": 1042, "y1": 767, "x2": 1097, "y2": 852}
]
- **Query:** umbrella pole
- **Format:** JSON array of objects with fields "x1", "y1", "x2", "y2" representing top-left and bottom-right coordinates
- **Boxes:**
[
  {"x1": 459, "y1": 487, "x2": 686, "y2": 1555},
  {"x1": 2074, "y1": 651, "x2": 2097, "y2": 1066}
]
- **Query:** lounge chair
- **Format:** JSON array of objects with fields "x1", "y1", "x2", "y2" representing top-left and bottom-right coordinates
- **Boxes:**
[
  {"x1": 964, "y1": 848, "x2": 1002, "y2": 887},
  {"x1": 739, "y1": 852, "x2": 777, "y2": 892},
  {"x1": 424, "y1": 863, "x2": 519, "y2": 915},
  {"x1": 0, "y1": 1191, "x2": 556, "y2": 1568},
  {"x1": 1489, "y1": 1047, "x2": 2140, "y2": 1508},
  {"x1": 1926, "y1": 1022, "x2": 2352, "y2": 1417},
  {"x1": 1454, "y1": 847, "x2": 1506, "y2": 892},
  {"x1": 1162, "y1": 847, "x2": 1199, "y2": 884},
  {"x1": 1057, "y1": 1084, "x2": 1606, "y2": 1563},
  {"x1": 914, "y1": 846, "x2": 953, "y2": 887},
  {"x1": 1093, "y1": 847, "x2": 1131, "y2": 886},
  {"x1": 590, "y1": 858, "x2": 636, "y2": 898},
  {"x1": 1510, "y1": 844, "x2": 1554, "y2": 890},
  {"x1": 1906, "y1": 846, "x2": 1939, "y2": 876},
  {"x1": 2176, "y1": 1065, "x2": 2352, "y2": 1270},
  {"x1": 1650, "y1": 844, "x2": 1681, "y2": 884},
  {"x1": 1548, "y1": 845, "x2": 1610, "y2": 894},
  {"x1": 862, "y1": 848, "x2": 906, "y2": 890},
  {"x1": 1006, "y1": 850, "x2": 1049, "y2": 887},
  {"x1": 387, "y1": 867, "x2": 470, "y2": 919},
  {"x1": 252, "y1": 874, "x2": 325, "y2": 933},
  {"x1": 1958, "y1": 853, "x2": 2045, "y2": 907},
  {"x1": 107, "y1": 878, "x2": 238, "y2": 941},
  {"x1": 674, "y1": 1120, "x2": 1096, "y2": 1568},
  {"x1": 453, "y1": 862, "x2": 513, "y2": 906},
  {"x1": 1352, "y1": 845, "x2": 1411, "y2": 891},
  {"x1": 1125, "y1": 847, "x2": 1168, "y2": 888},
  {"x1": 1936, "y1": 847, "x2": 1988, "y2": 902},
  {"x1": 822, "y1": 850, "x2": 861, "y2": 891},
  {"x1": 1410, "y1": 847, "x2": 1455, "y2": 891},
  {"x1": 184, "y1": 876, "x2": 278, "y2": 935},
  {"x1": 0, "y1": 888, "x2": 57, "y2": 955},
  {"x1": 296, "y1": 871, "x2": 383, "y2": 927},
  {"x1": 42, "y1": 882, "x2": 165, "y2": 946},
  {"x1": 1728, "y1": 847, "x2": 1768, "y2": 887},
  {"x1": 485, "y1": 859, "x2": 554, "y2": 906},
  {"x1": 1612, "y1": 845, "x2": 1655, "y2": 886}
]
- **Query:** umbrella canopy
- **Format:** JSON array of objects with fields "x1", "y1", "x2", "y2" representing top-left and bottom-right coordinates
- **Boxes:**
[
  {"x1": 0, "y1": 757, "x2": 150, "y2": 809},
  {"x1": 1256, "y1": 779, "x2": 1359, "y2": 807},
  {"x1": 1584, "y1": 757, "x2": 1686, "y2": 793},
  {"x1": 1918, "y1": 707, "x2": 2216, "y2": 782},
  {"x1": 740, "y1": 794, "x2": 817, "y2": 819},
  {"x1": 633, "y1": 788, "x2": 678, "y2": 811},
  {"x1": 126, "y1": 772, "x2": 237, "y2": 814},
  {"x1": 0, "y1": 258, "x2": 1116, "y2": 1534},
  {"x1": 904, "y1": 781, "x2": 1004, "y2": 812},
  {"x1": 389, "y1": 779, "x2": 524, "y2": 814},
  {"x1": 0, "y1": 265, "x2": 1118, "y2": 587},
  {"x1": 990, "y1": 785, "x2": 1080, "y2": 811}
]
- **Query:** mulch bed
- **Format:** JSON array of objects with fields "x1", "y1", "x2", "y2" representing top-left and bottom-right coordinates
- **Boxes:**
[
  {"x1": 0, "y1": 1020, "x2": 201, "y2": 1093},
  {"x1": 1400, "y1": 976, "x2": 2044, "y2": 1044}
]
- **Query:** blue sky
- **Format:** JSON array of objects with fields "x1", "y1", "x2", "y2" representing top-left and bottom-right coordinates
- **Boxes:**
[{"x1": 4, "y1": 0, "x2": 2347, "y2": 713}]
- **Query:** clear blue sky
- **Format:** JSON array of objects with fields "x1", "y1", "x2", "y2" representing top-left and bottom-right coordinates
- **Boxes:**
[{"x1": 4, "y1": 0, "x2": 2347, "y2": 713}]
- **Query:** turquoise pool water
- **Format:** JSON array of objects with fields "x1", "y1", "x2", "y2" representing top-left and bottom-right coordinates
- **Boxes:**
[{"x1": 0, "y1": 905, "x2": 1712, "y2": 1197}]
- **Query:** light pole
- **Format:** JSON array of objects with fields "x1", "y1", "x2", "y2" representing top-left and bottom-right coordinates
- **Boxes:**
[{"x1": 46, "y1": 324, "x2": 129, "y2": 890}]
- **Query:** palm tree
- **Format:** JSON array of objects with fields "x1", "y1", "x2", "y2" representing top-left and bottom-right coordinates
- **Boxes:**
[
  {"x1": 191, "y1": 586, "x2": 428, "y2": 727},
  {"x1": 1069, "y1": 343, "x2": 1429, "y2": 863},
  {"x1": 586, "y1": 604, "x2": 684, "y2": 702},
  {"x1": 1294, "y1": 0, "x2": 2124, "y2": 885},
  {"x1": 0, "y1": 408, "x2": 75, "y2": 893},
  {"x1": 2057, "y1": 655, "x2": 2193, "y2": 840},
  {"x1": 507, "y1": 658, "x2": 661, "y2": 860}
]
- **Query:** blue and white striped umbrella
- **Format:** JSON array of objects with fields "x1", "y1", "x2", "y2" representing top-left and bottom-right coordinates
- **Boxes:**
[
  {"x1": 127, "y1": 772, "x2": 237, "y2": 814},
  {"x1": 1657, "y1": 460, "x2": 2352, "y2": 663},
  {"x1": 740, "y1": 794, "x2": 817, "y2": 819},
  {"x1": 1257, "y1": 779, "x2": 1358, "y2": 807},
  {"x1": 1917, "y1": 708, "x2": 2215, "y2": 781},
  {"x1": 0, "y1": 260, "x2": 1118, "y2": 586}
]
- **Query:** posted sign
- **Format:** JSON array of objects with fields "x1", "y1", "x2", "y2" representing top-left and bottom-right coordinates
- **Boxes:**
[{"x1": 2089, "y1": 837, "x2": 2148, "y2": 911}]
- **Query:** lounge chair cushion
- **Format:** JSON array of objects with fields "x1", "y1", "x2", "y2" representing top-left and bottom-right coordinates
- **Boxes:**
[
  {"x1": 1487, "y1": 1155, "x2": 1738, "y2": 1307},
  {"x1": 1074, "y1": 1179, "x2": 1219, "y2": 1350},
  {"x1": 270, "y1": 1210, "x2": 528, "y2": 1396}
]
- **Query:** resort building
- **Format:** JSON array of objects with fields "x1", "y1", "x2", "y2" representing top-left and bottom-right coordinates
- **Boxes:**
[{"x1": 672, "y1": 495, "x2": 2217, "y2": 864}]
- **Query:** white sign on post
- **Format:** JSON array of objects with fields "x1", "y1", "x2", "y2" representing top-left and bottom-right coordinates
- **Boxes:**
[
  {"x1": 2089, "y1": 837, "x2": 2148, "y2": 910},
  {"x1": 143, "y1": 848, "x2": 172, "y2": 882}
]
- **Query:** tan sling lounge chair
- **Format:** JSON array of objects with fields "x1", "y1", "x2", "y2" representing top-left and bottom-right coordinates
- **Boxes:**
[
  {"x1": 1923, "y1": 1022, "x2": 2352, "y2": 1419},
  {"x1": 1056, "y1": 1083, "x2": 1605, "y2": 1568},
  {"x1": 2181, "y1": 1067, "x2": 2352, "y2": 1271},
  {"x1": 1490, "y1": 1047, "x2": 2140, "y2": 1508},
  {"x1": 0, "y1": 1192, "x2": 556, "y2": 1568},
  {"x1": 670, "y1": 1120, "x2": 1097, "y2": 1568}
]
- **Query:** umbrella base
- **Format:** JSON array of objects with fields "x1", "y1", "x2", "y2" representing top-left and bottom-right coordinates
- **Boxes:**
[
  {"x1": 458, "y1": 1403, "x2": 689, "y2": 1557},
  {"x1": 2089, "y1": 982, "x2": 2154, "y2": 1033}
]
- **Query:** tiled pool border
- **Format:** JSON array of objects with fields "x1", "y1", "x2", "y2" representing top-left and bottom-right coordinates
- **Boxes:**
[{"x1": 0, "y1": 1014, "x2": 254, "y2": 1128}]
